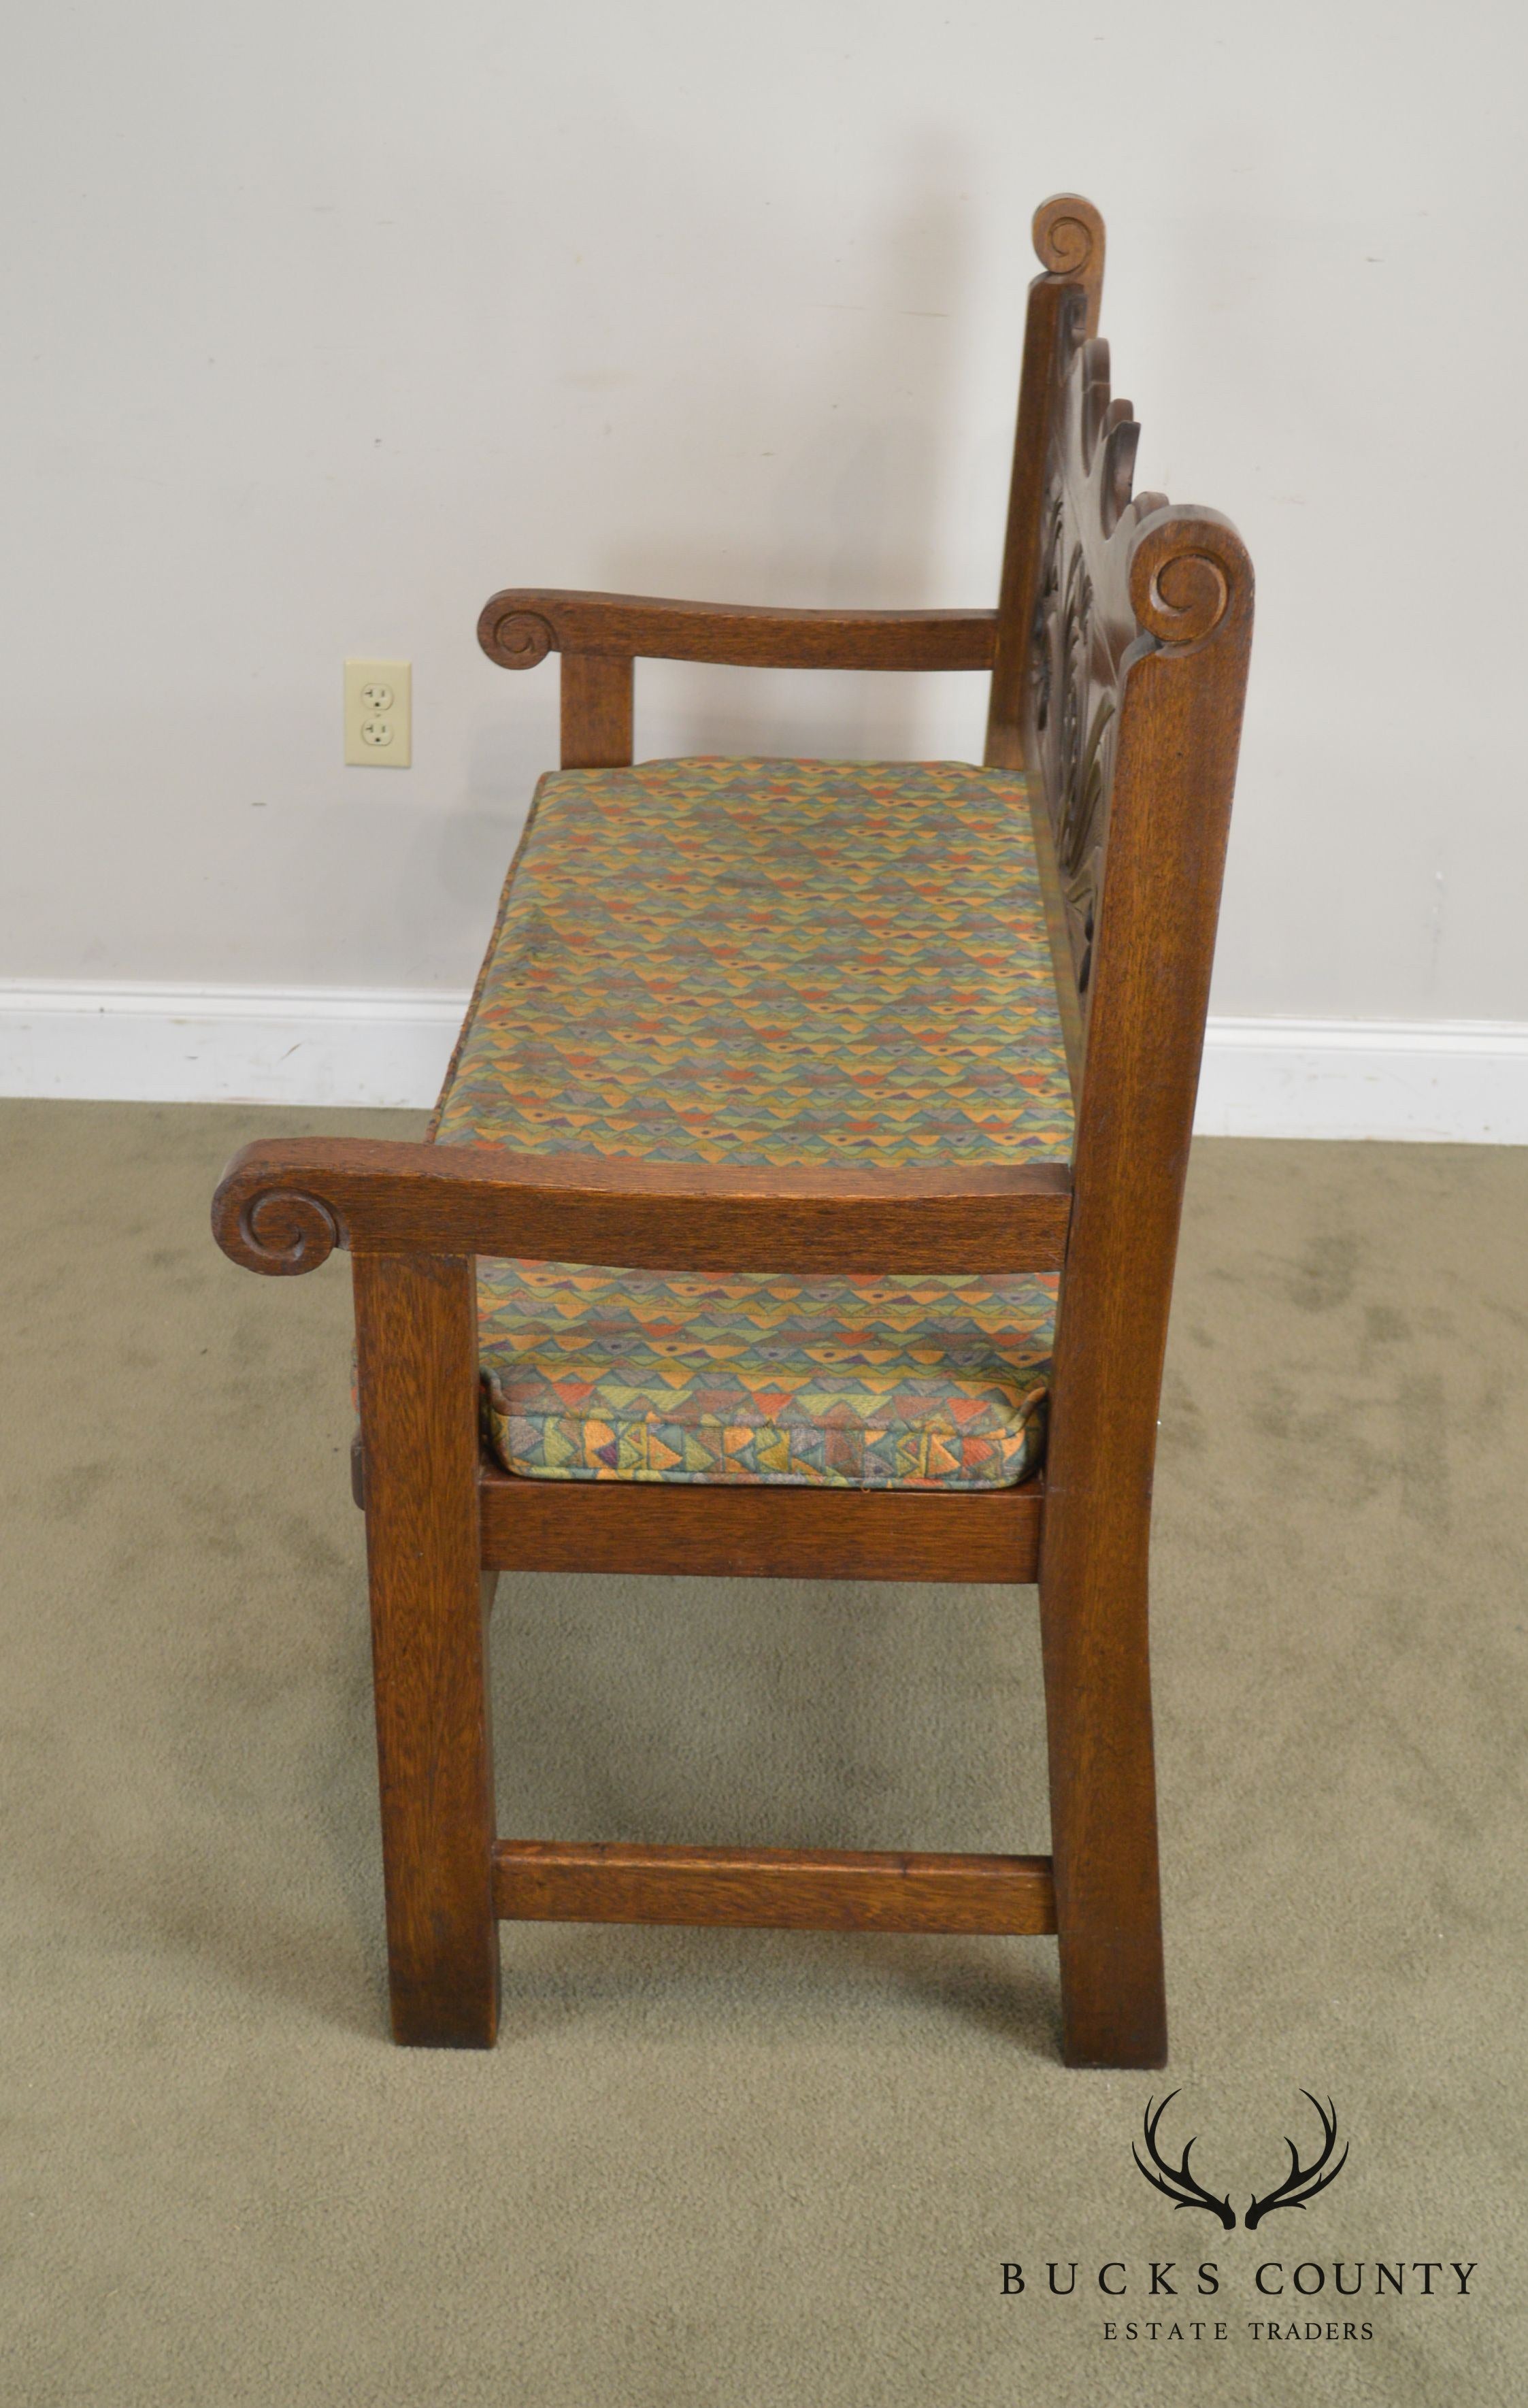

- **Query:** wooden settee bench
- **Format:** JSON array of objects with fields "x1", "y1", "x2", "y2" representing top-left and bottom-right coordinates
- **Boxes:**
[{"x1": 212, "y1": 195, "x2": 1252, "y2": 2068}]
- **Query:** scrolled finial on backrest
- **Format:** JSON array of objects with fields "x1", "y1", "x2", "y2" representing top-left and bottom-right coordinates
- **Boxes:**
[
  {"x1": 1031, "y1": 193, "x2": 1106, "y2": 335},
  {"x1": 1129, "y1": 512, "x2": 1249, "y2": 650}
]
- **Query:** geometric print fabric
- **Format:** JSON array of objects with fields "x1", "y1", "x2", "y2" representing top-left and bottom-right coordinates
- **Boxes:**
[
  {"x1": 433, "y1": 757, "x2": 1074, "y2": 1168},
  {"x1": 433, "y1": 759, "x2": 1073, "y2": 1489},
  {"x1": 477, "y1": 1257, "x2": 1056, "y2": 1490}
]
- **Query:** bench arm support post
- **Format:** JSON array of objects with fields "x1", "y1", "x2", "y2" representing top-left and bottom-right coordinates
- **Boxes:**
[{"x1": 353, "y1": 1250, "x2": 500, "y2": 2046}]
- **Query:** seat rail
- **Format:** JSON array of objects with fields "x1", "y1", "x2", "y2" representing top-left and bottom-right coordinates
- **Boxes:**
[{"x1": 477, "y1": 1459, "x2": 1044, "y2": 1583}]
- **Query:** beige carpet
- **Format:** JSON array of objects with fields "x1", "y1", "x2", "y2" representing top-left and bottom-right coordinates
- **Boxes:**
[{"x1": 2, "y1": 1101, "x2": 1524, "y2": 2404}]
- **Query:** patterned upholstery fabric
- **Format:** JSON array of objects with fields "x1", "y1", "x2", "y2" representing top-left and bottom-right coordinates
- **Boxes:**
[
  {"x1": 433, "y1": 759, "x2": 1073, "y2": 1489},
  {"x1": 477, "y1": 1257, "x2": 1055, "y2": 1489},
  {"x1": 435, "y1": 758, "x2": 1072, "y2": 1168}
]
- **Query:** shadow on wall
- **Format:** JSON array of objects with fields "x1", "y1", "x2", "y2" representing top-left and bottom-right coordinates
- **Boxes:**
[
  {"x1": 464, "y1": 139, "x2": 988, "y2": 815},
  {"x1": 622, "y1": 150, "x2": 978, "y2": 764}
]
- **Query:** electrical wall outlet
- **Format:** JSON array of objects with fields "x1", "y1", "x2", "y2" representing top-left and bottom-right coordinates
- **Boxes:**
[{"x1": 344, "y1": 659, "x2": 411, "y2": 766}]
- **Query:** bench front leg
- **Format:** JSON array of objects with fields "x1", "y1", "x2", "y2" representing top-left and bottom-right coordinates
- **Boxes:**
[
  {"x1": 1037, "y1": 1491, "x2": 1167, "y2": 2070},
  {"x1": 353, "y1": 1251, "x2": 500, "y2": 2047}
]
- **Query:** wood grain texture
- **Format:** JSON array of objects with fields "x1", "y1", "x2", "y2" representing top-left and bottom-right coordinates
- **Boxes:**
[
  {"x1": 985, "y1": 196, "x2": 1106, "y2": 774},
  {"x1": 1040, "y1": 510, "x2": 1254, "y2": 2068},
  {"x1": 1025, "y1": 313, "x2": 1162, "y2": 1034},
  {"x1": 986, "y1": 274, "x2": 1069, "y2": 775},
  {"x1": 212, "y1": 1138, "x2": 1072, "y2": 1277},
  {"x1": 353, "y1": 1252, "x2": 500, "y2": 2045},
  {"x1": 493, "y1": 1841, "x2": 1057, "y2": 1935},
  {"x1": 479, "y1": 590, "x2": 997, "y2": 673},
  {"x1": 1031, "y1": 193, "x2": 1106, "y2": 335},
  {"x1": 560, "y1": 653, "x2": 633, "y2": 768},
  {"x1": 981, "y1": 188, "x2": 1256, "y2": 2064},
  {"x1": 1025, "y1": 742, "x2": 1086, "y2": 1095},
  {"x1": 213, "y1": 186, "x2": 1259, "y2": 2067},
  {"x1": 478, "y1": 1464, "x2": 1043, "y2": 1583}
]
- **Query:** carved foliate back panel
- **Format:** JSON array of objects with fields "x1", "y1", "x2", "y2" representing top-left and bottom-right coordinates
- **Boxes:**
[{"x1": 1028, "y1": 295, "x2": 1165, "y2": 1051}]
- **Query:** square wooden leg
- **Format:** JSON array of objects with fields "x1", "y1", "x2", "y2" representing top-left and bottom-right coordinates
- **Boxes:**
[
  {"x1": 354, "y1": 1251, "x2": 500, "y2": 2047},
  {"x1": 1037, "y1": 1502, "x2": 1167, "y2": 2069}
]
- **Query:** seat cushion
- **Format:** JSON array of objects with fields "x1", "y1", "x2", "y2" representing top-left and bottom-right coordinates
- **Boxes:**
[
  {"x1": 435, "y1": 758, "x2": 1072, "y2": 1489},
  {"x1": 477, "y1": 1257, "x2": 1054, "y2": 1489}
]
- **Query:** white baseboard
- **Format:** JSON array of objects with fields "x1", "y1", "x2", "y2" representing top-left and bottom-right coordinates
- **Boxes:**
[
  {"x1": 0, "y1": 982, "x2": 467, "y2": 1112},
  {"x1": 2, "y1": 982, "x2": 1527, "y2": 1142},
  {"x1": 1193, "y1": 1017, "x2": 1528, "y2": 1142}
]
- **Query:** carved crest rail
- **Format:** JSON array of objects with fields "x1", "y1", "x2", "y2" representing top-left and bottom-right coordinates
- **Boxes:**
[{"x1": 993, "y1": 197, "x2": 1251, "y2": 1089}]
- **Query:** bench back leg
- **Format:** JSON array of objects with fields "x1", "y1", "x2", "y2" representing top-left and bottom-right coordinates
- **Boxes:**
[
  {"x1": 1037, "y1": 1385, "x2": 1167, "y2": 2066},
  {"x1": 354, "y1": 1251, "x2": 501, "y2": 2047}
]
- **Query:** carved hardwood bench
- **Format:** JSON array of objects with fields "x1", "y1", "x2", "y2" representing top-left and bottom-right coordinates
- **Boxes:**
[{"x1": 212, "y1": 195, "x2": 1252, "y2": 2067}]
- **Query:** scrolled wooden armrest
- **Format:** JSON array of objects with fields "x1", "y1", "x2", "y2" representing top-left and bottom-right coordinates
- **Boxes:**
[
  {"x1": 478, "y1": 589, "x2": 997, "y2": 674},
  {"x1": 211, "y1": 1139, "x2": 1071, "y2": 1278}
]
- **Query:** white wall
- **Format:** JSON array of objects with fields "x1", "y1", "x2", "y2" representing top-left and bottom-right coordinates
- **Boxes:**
[{"x1": 3, "y1": 1, "x2": 1527, "y2": 1091}]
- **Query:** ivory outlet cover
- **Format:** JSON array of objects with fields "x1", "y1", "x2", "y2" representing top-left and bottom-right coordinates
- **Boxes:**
[{"x1": 344, "y1": 659, "x2": 411, "y2": 766}]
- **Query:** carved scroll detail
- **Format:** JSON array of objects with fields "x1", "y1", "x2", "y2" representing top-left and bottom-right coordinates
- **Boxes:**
[
  {"x1": 1031, "y1": 194, "x2": 1106, "y2": 337},
  {"x1": 1032, "y1": 497, "x2": 1117, "y2": 999},
  {"x1": 228, "y1": 1189, "x2": 339, "y2": 1276},
  {"x1": 1129, "y1": 526, "x2": 1231, "y2": 648},
  {"x1": 1025, "y1": 269, "x2": 1250, "y2": 1035},
  {"x1": 486, "y1": 609, "x2": 555, "y2": 670},
  {"x1": 1032, "y1": 478, "x2": 1064, "y2": 742}
]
